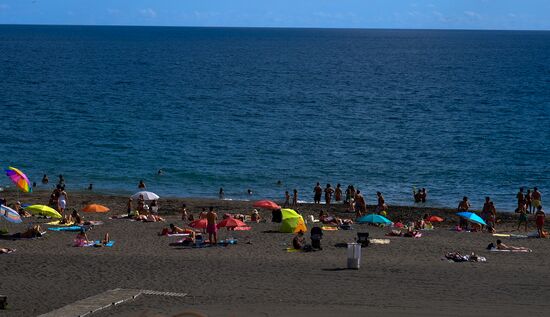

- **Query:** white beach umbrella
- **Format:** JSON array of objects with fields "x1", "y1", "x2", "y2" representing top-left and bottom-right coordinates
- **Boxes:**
[{"x1": 131, "y1": 191, "x2": 160, "y2": 201}]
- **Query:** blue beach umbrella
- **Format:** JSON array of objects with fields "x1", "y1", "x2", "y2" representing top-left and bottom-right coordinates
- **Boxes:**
[
  {"x1": 456, "y1": 212, "x2": 486, "y2": 226},
  {"x1": 0, "y1": 204, "x2": 23, "y2": 224},
  {"x1": 357, "y1": 214, "x2": 392, "y2": 225}
]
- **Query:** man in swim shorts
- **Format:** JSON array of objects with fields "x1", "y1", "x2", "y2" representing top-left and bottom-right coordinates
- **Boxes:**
[
  {"x1": 532, "y1": 187, "x2": 542, "y2": 210},
  {"x1": 313, "y1": 183, "x2": 322, "y2": 204},
  {"x1": 206, "y1": 207, "x2": 218, "y2": 244}
]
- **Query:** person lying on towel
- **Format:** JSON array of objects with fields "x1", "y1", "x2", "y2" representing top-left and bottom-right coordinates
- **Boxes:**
[
  {"x1": 10, "y1": 225, "x2": 43, "y2": 239},
  {"x1": 487, "y1": 239, "x2": 532, "y2": 252},
  {"x1": 160, "y1": 224, "x2": 196, "y2": 235}
]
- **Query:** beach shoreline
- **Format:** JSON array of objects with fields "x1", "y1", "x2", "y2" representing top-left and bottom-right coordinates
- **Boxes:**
[{"x1": 1, "y1": 189, "x2": 549, "y2": 316}]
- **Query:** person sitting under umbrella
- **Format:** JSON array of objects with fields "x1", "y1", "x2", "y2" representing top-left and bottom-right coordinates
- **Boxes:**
[
  {"x1": 250, "y1": 209, "x2": 261, "y2": 223},
  {"x1": 14, "y1": 201, "x2": 31, "y2": 218},
  {"x1": 293, "y1": 231, "x2": 306, "y2": 250}
]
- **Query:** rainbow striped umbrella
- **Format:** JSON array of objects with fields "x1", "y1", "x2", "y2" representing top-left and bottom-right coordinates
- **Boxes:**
[
  {"x1": 5, "y1": 166, "x2": 32, "y2": 193},
  {"x1": 1, "y1": 204, "x2": 22, "y2": 224}
]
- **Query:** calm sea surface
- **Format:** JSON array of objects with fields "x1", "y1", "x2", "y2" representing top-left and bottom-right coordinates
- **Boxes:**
[{"x1": 1, "y1": 25, "x2": 549, "y2": 211}]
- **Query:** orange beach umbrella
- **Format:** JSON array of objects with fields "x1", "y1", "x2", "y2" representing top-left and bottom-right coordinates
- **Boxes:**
[{"x1": 82, "y1": 204, "x2": 110, "y2": 213}]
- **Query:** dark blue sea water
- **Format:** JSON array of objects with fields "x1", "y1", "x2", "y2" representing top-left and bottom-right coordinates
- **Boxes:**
[{"x1": 1, "y1": 25, "x2": 549, "y2": 211}]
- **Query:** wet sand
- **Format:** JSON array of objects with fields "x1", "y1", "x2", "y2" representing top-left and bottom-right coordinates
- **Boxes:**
[{"x1": 1, "y1": 190, "x2": 549, "y2": 316}]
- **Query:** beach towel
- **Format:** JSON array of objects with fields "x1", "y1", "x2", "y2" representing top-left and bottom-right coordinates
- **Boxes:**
[
  {"x1": 489, "y1": 248, "x2": 531, "y2": 253},
  {"x1": 47, "y1": 220, "x2": 75, "y2": 226},
  {"x1": 74, "y1": 240, "x2": 115, "y2": 247},
  {"x1": 322, "y1": 226, "x2": 338, "y2": 231},
  {"x1": 285, "y1": 247, "x2": 301, "y2": 252},
  {"x1": 233, "y1": 226, "x2": 251, "y2": 231},
  {"x1": 166, "y1": 233, "x2": 190, "y2": 237},
  {"x1": 493, "y1": 233, "x2": 528, "y2": 239},
  {"x1": 218, "y1": 239, "x2": 237, "y2": 245},
  {"x1": 94, "y1": 240, "x2": 115, "y2": 247},
  {"x1": 369, "y1": 239, "x2": 390, "y2": 245},
  {"x1": 49, "y1": 226, "x2": 86, "y2": 232}
]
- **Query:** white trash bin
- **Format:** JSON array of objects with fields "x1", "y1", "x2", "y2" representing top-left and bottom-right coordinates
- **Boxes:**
[{"x1": 347, "y1": 242, "x2": 361, "y2": 269}]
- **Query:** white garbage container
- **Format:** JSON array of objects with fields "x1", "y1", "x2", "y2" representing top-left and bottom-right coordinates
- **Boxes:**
[{"x1": 347, "y1": 242, "x2": 361, "y2": 269}]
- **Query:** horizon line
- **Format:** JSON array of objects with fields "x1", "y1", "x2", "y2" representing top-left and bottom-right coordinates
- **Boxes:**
[{"x1": 1, "y1": 22, "x2": 549, "y2": 33}]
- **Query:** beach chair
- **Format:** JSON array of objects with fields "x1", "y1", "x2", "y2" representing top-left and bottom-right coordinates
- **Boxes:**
[{"x1": 357, "y1": 232, "x2": 369, "y2": 247}]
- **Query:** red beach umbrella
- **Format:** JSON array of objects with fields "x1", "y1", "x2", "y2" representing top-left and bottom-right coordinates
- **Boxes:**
[
  {"x1": 189, "y1": 218, "x2": 207, "y2": 229},
  {"x1": 427, "y1": 216, "x2": 444, "y2": 222},
  {"x1": 253, "y1": 200, "x2": 280, "y2": 210},
  {"x1": 217, "y1": 217, "x2": 247, "y2": 229}
]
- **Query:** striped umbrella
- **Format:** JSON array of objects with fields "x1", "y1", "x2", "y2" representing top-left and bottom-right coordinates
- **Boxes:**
[
  {"x1": 5, "y1": 166, "x2": 32, "y2": 193},
  {"x1": 0, "y1": 204, "x2": 22, "y2": 224}
]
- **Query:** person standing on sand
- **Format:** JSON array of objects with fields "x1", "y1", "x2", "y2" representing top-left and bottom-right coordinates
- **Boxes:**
[
  {"x1": 535, "y1": 206, "x2": 545, "y2": 238},
  {"x1": 206, "y1": 207, "x2": 218, "y2": 244},
  {"x1": 127, "y1": 198, "x2": 133, "y2": 215},
  {"x1": 181, "y1": 204, "x2": 188, "y2": 221},
  {"x1": 219, "y1": 188, "x2": 224, "y2": 200},
  {"x1": 335, "y1": 184, "x2": 342, "y2": 202},
  {"x1": 517, "y1": 205, "x2": 528, "y2": 232},
  {"x1": 284, "y1": 191, "x2": 290, "y2": 207},
  {"x1": 486, "y1": 202, "x2": 497, "y2": 233},
  {"x1": 58, "y1": 188, "x2": 68, "y2": 216},
  {"x1": 516, "y1": 187, "x2": 525, "y2": 212},
  {"x1": 324, "y1": 184, "x2": 334, "y2": 208},
  {"x1": 457, "y1": 197, "x2": 470, "y2": 229},
  {"x1": 138, "y1": 180, "x2": 146, "y2": 190},
  {"x1": 292, "y1": 189, "x2": 298, "y2": 206},
  {"x1": 526, "y1": 189, "x2": 533, "y2": 213},
  {"x1": 532, "y1": 187, "x2": 542, "y2": 210},
  {"x1": 354, "y1": 190, "x2": 366, "y2": 218},
  {"x1": 313, "y1": 183, "x2": 322, "y2": 204},
  {"x1": 375, "y1": 192, "x2": 388, "y2": 214},
  {"x1": 481, "y1": 197, "x2": 491, "y2": 225}
]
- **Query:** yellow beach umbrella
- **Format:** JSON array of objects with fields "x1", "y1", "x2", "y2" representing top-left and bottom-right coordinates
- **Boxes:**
[{"x1": 25, "y1": 204, "x2": 62, "y2": 219}]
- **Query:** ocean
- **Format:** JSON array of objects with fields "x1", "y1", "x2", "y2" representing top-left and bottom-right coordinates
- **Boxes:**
[{"x1": 1, "y1": 25, "x2": 549, "y2": 211}]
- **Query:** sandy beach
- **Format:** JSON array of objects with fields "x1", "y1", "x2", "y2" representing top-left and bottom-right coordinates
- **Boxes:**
[{"x1": 1, "y1": 189, "x2": 549, "y2": 317}]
